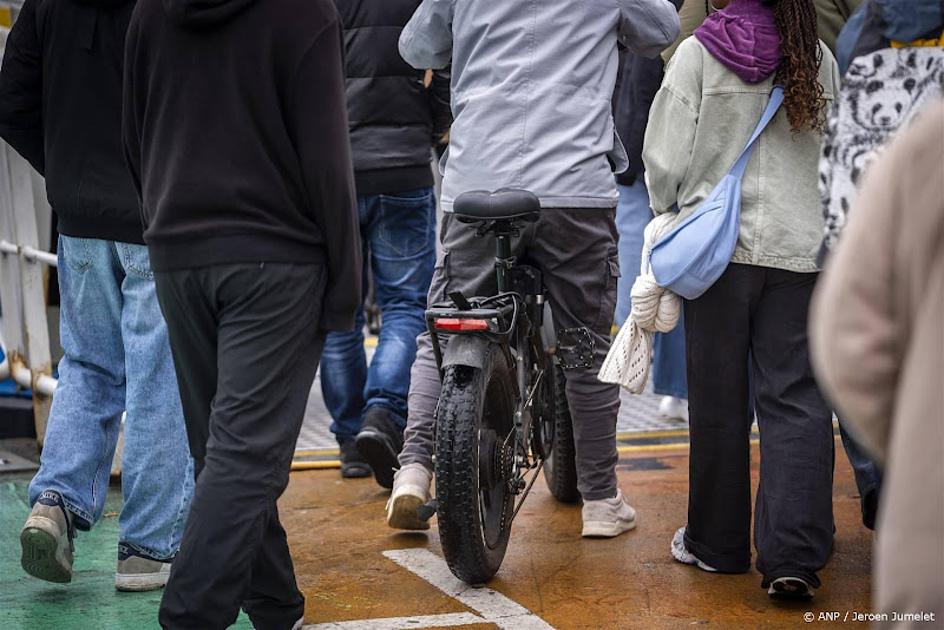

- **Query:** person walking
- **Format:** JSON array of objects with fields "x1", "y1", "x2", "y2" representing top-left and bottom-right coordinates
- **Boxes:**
[
  {"x1": 122, "y1": 0, "x2": 360, "y2": 626},
  {"x1": 643, "y1": 0, "x2": 840, "y2": 600},
  {"x1": 613, "y1": 11, "x2": 689, "y2": 422},
  {"x1": 324, "y1": 0, "x2": 451, "y2": 486},
  {"x1": 819, "y1": 0, "x2": 943, "y2": 531},
  {"x1": 0, "y1": 0, "x2": 193, "y2": 592},
  {"x1": 386, "y1": 0, "x2": 680, "y2": 536},
  {"x1": 811, "y1": 102, "x2": 944, "y2": 630}
]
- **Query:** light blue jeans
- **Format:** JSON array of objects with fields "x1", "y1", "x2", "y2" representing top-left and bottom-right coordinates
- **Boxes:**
[
  {"x1": 321, "y1": 188, "x2": 437, "y2": 440},
  {"x1": 28, "y1": 236, "x2": 193, "y2": 560},
  {"x1": 615, "y1": 181, "x2": 688, "y2": 399}
]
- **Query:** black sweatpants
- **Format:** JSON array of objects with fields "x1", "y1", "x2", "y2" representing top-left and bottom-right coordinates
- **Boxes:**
[
  {"x1": 683, "y1": 264, "x2": 834, "y2": 587},
  {"x1": 154, "y1": 263, "x2": 327, "y2": 630}
]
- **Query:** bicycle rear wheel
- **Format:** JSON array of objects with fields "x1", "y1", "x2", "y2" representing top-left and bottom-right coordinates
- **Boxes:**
[
  {"x1": 541, "y1": 365, "x2": 579, "y2": 503},
  {"x1": 435, "y1": 344, "x2": 516, "y2": 584}
]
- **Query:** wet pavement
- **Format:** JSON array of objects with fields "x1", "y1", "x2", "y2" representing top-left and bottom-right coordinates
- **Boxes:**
[
  {"x1": 0, "y1": 439, "x2": 872, "y2": 629},
  {"x1": 284, "y1": 441, "x2": 871, "y2": 629}
]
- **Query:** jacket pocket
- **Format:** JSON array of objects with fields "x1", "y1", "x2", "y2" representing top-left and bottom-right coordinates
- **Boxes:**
[
  {"x1": 437, "y1": 146, "x2": 449, "y2": 176},
  {"x1": 608, "y1": 129, "x2": 630, "y2": 174}
]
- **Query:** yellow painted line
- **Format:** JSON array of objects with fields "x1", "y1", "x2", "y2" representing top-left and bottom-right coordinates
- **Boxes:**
[
  {"x1": 618, "y1": 443, "x2": 689, "y2": 455},
  {"x1": 294, "y1": 436, "x2": 841, "y2": 471},
  {"x1": 365, "y1": 336, "x2": 378, "y2": 348},
  {"x1": 295, "y1": 448, "x2": 340, "y2": 457},
  {"x1": 0, "y1": 7, "x2": 12, "y2": 28},
  {"x1": 291, "y1": 460, "x2": 341, "y2": 471},
  {"x1": 617, "y1": 429, "x2": 691, "y2": 440}
]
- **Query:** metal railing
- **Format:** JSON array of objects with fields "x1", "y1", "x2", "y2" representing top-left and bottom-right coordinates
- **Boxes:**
[{"x1": 0, "y1": 141, "x2": 58, "y2": 443}]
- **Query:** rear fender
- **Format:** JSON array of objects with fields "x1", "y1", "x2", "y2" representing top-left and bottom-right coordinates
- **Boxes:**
[{"x1": 441, "y1": 335, "x2": 492, "y2": 371}]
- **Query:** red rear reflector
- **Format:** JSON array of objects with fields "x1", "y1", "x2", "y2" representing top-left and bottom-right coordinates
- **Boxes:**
[{"x1": 434, "y1": 318, "x2": 489, "y2": 332}]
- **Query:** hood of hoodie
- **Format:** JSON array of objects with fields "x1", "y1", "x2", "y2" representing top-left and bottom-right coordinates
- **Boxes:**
[
  {"x1": 162, "y1": 0, "x2": 256, "y2": 29},
  {"x1": 878, "y1": 0, "x2": 944, "y2": 42},
  {"x1": 695, "y1": 0, "x2": 781, "y2": 84}
]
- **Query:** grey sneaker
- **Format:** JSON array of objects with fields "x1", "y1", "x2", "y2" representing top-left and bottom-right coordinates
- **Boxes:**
[
  {"x1": 581, "y1": 489, "x2": 637, "y2": 538},
  {"x1": 386, "y1": 463, "x2": 432, "y2": 531},
  {"x1": 20, "y1": 490, "x2": 75, "y2": 584},
  {"x1": 115, "y1": 543, "x2": 172, "y2": 592}
]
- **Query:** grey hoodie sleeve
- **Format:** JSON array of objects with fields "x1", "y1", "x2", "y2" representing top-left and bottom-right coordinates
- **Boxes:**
[
  {"x1": 618, "y1": 0, "x2": 682, "y2": 58},
  {"x1": 399, "y1": 0, "x2": 454, "y2": 71}
]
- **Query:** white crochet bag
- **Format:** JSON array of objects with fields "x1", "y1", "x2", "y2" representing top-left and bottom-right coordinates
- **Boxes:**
[{"x1": 598, "y1": 213, "x2": 681, "y2": 394}]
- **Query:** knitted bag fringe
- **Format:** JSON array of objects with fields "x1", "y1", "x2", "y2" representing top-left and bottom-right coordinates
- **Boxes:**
[{"x1": 598, "y1": 213, "x2": 682, "y2": 393}]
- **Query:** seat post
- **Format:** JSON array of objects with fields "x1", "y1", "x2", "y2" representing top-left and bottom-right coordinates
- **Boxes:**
[{"x1": 494, "y1": 226, "x2": 514, "y2": 293}]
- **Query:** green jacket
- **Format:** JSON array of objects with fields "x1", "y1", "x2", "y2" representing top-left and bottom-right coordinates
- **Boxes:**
[
  {"x1": 815, "y1": 0, "x2": 863, "y2": 52},
  {"x1": 643, "y1": 37, "x2": 841, "y2": 273}
]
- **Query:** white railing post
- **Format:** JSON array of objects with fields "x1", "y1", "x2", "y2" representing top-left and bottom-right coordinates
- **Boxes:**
[{"x1": 0, "y1": 142, "x2": 55, "y2": 443}]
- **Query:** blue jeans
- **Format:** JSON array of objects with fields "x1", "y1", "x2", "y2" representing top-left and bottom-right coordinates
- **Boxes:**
[
  {"x1": 838, "y1": 420, "x2": 883, "y2": 529},
  {"x1": 615, "y1": 181, "x2": 688, "y2": 399},
  {"x1": 29, "y1": 236, "x2": 193, "y2": 560},
  {"x1": 321, "y1": 188, "x2": 437, "y2": 442}
]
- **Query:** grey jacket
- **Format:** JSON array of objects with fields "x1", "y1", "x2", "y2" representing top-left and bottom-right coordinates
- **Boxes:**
[{"x1": 399, "y1": 0, "x2": 680, "y2": 211}]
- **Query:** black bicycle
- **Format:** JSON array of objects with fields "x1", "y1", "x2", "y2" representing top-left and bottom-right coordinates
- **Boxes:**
[{"x1": 425, "y1": 189, "x2": 579, "y2": 584}]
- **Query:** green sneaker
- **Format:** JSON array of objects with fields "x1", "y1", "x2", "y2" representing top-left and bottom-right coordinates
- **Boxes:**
[{"x1": 20, "y1": 490, "x2": 75, "y2": 584}]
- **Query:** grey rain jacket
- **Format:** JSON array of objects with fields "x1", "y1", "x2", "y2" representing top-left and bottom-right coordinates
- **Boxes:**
[{"x1": 399, "y1": 0, "x2": 680, "y2": 211}]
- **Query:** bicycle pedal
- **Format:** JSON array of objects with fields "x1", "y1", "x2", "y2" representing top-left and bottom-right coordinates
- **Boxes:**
[{"x1": 417, "y1": 499, "x2": 439, "y2": 522}]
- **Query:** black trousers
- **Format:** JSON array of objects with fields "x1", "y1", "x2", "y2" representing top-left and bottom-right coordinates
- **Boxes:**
[
  {"x1": 154, "y1": 263, "x2": 327, "y2": 630},
  {"x1": 683, "y1": 264, "x2": 834, "y2": 587}
]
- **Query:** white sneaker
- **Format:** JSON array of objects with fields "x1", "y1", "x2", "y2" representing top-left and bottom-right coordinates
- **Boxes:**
[
  {"x1": 658, "y1": 396, "x2": 689, "y2": 422},
  {"x1": 386, "y1": 463, "x2": 432, "y2": 531},
  {"x1": 670, "y1": 526, "x2": 717, "y2": 572},
  {"x1": 581, "y1": 489, "x2": 637, "y2": 538}
]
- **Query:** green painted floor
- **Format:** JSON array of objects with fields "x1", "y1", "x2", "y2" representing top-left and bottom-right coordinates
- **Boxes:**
[{"x1": 0, "y1": 475, "x2": 253, "y2": 630}]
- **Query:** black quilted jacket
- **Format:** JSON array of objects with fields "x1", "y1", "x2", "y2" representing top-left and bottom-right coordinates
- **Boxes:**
[{"x1": 333, "y1": 0, "x2": 452, "y2": 196}]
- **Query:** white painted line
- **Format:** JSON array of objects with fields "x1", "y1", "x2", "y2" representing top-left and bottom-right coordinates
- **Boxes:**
[
  {"x1": 383, "y1": 548, "x2": 555, "y2": 630},
  {"x1": 303, "y1": 612, "x2": 483, "y2": 629}
]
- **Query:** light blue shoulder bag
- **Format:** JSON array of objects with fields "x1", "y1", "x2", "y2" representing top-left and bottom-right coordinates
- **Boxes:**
[{"x1": 649, "y1": 86, "x2": 785, "y2": 300}]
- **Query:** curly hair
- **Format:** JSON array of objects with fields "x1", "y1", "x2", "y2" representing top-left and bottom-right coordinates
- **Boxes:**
[{"x1": 764, "y1": 0, "x2": 826, "y2": 132}]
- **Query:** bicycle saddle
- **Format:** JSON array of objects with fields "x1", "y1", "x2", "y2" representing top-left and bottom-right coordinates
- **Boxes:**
[{"x1": 453, "y1": 189, "x2": 541, "y2": 223}]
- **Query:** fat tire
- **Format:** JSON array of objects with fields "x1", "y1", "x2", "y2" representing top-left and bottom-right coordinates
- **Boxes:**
[
  {"x1": 542, "y1": 365, "x2": 579, "y2": 503},
  {"x1": 435, "y1": 345, "x2": 515, "y2": 584}
]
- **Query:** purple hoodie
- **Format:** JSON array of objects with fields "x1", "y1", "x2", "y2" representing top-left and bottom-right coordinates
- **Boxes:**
[{"x1": 695, "y1": 0, "x2": 782, "y2": 84}]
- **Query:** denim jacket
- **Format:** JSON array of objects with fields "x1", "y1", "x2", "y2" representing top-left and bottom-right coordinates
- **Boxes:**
[{"x1": 399, "y1": 0, "x2": 680, "y2": 211}]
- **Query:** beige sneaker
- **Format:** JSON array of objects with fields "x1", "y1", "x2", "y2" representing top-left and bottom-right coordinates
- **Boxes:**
[
  {"x1": 581, "y1": 489, "x2": 637, "y2": 538},
  {"x1": 20, "y1": 490, "x2": 75, "y2": 583},
  {"x1": 386, "y1": 463, "x2": 432, "y2": 530},
  {"x1": 115, "y1": 544, "x2": 172, "y2": 592}
]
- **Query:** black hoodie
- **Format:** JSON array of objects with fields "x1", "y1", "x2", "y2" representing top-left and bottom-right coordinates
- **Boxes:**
[
  {"x1": 123, "y1": 0, "x2": 361, "y2": 330},
  {"x1": 0, "y1": 0, "x2": 143, "y2": 244}
]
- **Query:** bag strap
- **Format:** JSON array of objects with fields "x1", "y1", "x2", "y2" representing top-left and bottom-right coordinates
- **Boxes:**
[{"x1": 729, "y1": 86, "x2": 785, "y2": 179}]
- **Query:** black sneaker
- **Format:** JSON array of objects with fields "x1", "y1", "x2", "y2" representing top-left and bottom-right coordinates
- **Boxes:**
[
  {"x1": 339, "y1": 440, "x2": 372, "y2": 479},
  {"x1": 355, "y1": 407, "x2": 404, "y2": 489}
]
